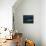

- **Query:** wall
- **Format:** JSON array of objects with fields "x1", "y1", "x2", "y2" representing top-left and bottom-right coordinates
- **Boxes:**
[
  {"x1": 41, "y1": 0, "x2": 46, "y2": 46},
  {"x1": 0, "y1": 0, "x2": 16, "y2": 30},
  {"x1": 13, "y1": 0, "x2": 41, "y2": 46}
]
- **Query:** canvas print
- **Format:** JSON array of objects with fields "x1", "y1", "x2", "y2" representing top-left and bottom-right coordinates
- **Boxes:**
[{"x1": 23, "y1": 15, "x2": 34, "y2": 23}]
